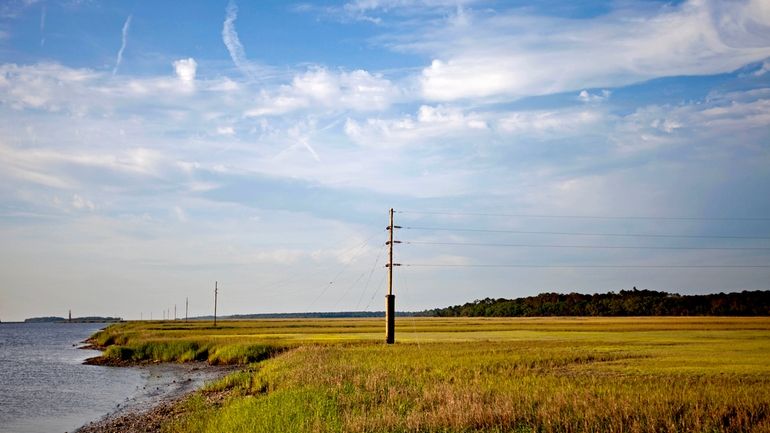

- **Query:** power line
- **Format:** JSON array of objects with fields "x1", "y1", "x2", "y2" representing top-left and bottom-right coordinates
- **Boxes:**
[
  {"x1": 363, "y1": 271, "x2": 388, "y2": 311},
  {"x1": 354, "y1": 243, "x2": 387, "y2": 310},
  {"x1": 404, "y1": 240, "x2": 770, "y2": 251},
  {"x1": 397, "y1": 210, "x2": 770, "y2": 222},
  {"x1": 403, "y1": 226, "x2": 770, "y2": 240},
  {"x1": 306, "y1": 230, "x2": 384, "y2": 311},
  {"x1": 404, "y1": 264, "x2": 770, "y2": 269}
]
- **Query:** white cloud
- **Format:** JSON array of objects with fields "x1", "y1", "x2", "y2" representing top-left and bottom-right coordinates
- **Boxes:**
[
  {"x1": 245, "y1": 67, "x2": 398, "y2": 116},
  {"x1": 216, "y1": 126, "x2": 235, "y2": 136},
  {"x1": 173, "y1": 58, "x2": 197, "y2": 83},
  {"x1": 112, "y1": 14, "x2": 132, "y2": 76},
  {"x1": 606, "y1": 89, "x2": 770, "y2": 157},
  {"x1": 173, "y1": 205, "x2": 187, "y2": 222},
  {"x1": 0, "y1": 62, "x2": 248, "y2": 117},
  {"x1": 497, "y1": 109, "x2": 603, "y2": 135},
  {"x1": 578, "y1": 89, "x2": 611, "y2": 103},
  {"x1": 754, "y1": 60, "x2": 770, "y2": 76},
  {"x1": 0, "y1": 140, "x2": 169, "y2": 191},
  {"x1": 650, "y1": 118, "x2": 683, "y2": 134},
  {"x1": 0, "y1": 63, "x2": 98, "y2": 111},
  {"x1": 172, "y1": 58, "x2": 198, "y2": 93},
  {"x1": 344, "y1": 104, "x2": 489, "y2": 147},
  {"x1": 410, "y1": 0, "x2": 770, "y2": 100},
  {"x1": 248, "y1": 249, "x2": 307, "y2": 265},
  {"x1": 209, "y1": 77, "x2": 239, "y2": 92},
  {"x1": 419, "y1": 57, "x2": 524, "y2": 101},
  {"x1": 71, "y1": 193, "x2": 95, "y2": 211},
  {"x1": 340, "y1": 0, "x2": 479, "y2": 23},
  {"x1": 345, "y1": 104, "x2": 603, "y2": 148}
]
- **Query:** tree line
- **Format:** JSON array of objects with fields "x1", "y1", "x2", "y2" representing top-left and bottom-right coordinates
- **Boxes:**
[{"x1": 421, "y1": 289, "x2": 770, "y2": 317}]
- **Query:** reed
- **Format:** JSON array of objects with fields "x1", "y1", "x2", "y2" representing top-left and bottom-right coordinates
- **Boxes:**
[{"x1": 90, "y1": 317, "x2": 770, "y2": 432}]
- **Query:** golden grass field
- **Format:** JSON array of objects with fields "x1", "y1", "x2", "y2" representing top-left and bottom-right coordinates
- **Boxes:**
[{"x1": 91, "y1": 317, "x2": 770, "y2": 432}]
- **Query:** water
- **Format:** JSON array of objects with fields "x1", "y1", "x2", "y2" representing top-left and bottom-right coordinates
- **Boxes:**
[{"x1": 0, "y1": 322, "x2": 145, "y2": 433}]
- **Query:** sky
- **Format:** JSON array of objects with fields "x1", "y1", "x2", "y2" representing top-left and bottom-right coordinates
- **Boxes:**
[{"x1": 1, "y1": 0, "x2": 769, "y2": 321}]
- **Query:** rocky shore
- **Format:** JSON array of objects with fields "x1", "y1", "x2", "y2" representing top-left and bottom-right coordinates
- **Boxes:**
[{"x1": 74, "y1": 362, "x2": 236, "y2": 433}]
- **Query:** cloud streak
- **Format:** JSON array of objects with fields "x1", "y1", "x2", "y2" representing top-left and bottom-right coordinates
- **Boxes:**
[
  {"x1": 112, "y1": 14, "x2": 132, "y2": 76},
  {"x1": 222, "y1": 1, "x2": 255, "y2": 79}
]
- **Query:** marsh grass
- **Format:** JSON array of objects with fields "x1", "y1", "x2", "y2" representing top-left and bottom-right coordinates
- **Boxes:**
[{"x1": 91, "y1": 318, "x2": 770, "y2": 432}]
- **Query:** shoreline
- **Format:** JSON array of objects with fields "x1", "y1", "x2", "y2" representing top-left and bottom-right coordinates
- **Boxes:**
[{"x1": 74, "y1": 362, "x2": 237, "y2": 433}]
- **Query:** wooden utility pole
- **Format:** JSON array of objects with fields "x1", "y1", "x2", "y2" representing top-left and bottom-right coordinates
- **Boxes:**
[
  {"x1": 214, "y1": 281, "x2": 218, "y2": 327},
  {"x1": 185, "y1": 297, "x2": 188, "y2": 322},
  {"x1": 174, "y1": 304, "x2": 177, "y2": 321},
  {"x1": 385, "y1": 208, "x2": 401, "y2": 344}
]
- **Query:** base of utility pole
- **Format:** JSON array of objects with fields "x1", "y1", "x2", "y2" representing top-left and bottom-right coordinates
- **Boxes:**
[{"x1": 385, "y1": 294, "x2": 395, "y2": 344}]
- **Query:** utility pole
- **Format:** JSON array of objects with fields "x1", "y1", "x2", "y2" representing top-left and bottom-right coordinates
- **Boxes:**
[
  {"x1": 385, "y1": 208, "x2": 401, "y2": 344},
  {"x1": 174, "y1": 304, "x2": 177, "y2": 321},
  {"x1": 214, "y1": 281, "x2": 218, "y2": 327},
  {"x1": 185, "y1": 297, "x2": 188, "y2": 322},
  {"x1": 68, "y1": 310, "x2": 71, "y2": 323}
]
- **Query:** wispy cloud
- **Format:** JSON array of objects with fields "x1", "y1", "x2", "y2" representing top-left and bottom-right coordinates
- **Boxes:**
[
  {"x1": 112, "y1": 14, "x2": 132, "y2": 76},
  {"x1": 222, "y1": 1, "x2": 255, "y2": 79},
  {"x1": 385, "y1": 0, "x2": 770, "y2": 100}
]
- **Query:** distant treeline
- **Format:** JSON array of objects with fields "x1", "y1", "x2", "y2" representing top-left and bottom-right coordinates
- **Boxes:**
[
  {"x1": 24, "y1": 316, "x2": 123, "y2": 323},
  {"x1": 422, "y1": 289, "x2": 770, "y2": 317},
  {"x1": 192, "y1": 311, "x2": 422, "y2": 320}
]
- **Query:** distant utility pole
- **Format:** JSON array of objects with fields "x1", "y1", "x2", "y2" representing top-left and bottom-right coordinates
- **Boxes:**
[
  {"x1": 174, "y1": 304, "x2": 177, "y2": 321},
  {"x1": 68, "y1": 310, "x2": 72, "y2": 323},
  {"x1": 385, "y1": 208, "x2": 401, "y2": 344},
  {"x1": 185, "y1": 297, "x2": 188, "y2": 322},
  {"x1": 214, "y1": 281, "x2": 218, "y2": 327}
]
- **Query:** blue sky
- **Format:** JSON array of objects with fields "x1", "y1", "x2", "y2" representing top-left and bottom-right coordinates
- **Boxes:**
[{"x1": 1, "y1": 0, "x2": 769, "y2": 321}]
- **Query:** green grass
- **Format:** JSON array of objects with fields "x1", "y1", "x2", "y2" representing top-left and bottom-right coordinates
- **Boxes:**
[{"x1": 90, "y1": 317, "x2": 770, "y2": 432}]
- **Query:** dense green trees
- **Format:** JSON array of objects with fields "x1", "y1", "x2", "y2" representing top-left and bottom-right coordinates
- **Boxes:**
[{"x1": 423, "y1": 289, "x2": 770, "y2": 317}]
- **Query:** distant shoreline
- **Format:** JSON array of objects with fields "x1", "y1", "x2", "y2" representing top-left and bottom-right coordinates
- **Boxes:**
[{"x1": 23, "y1": 316, "x2": 123, "y2": 323}]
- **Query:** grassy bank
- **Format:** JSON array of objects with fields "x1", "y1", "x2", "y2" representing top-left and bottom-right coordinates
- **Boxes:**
[
  {"x1": 87, "y1": 318, "x2": 386, "y2": 364},
  {"x1": 91, "y1": 317, "x2": 770, "y2": 432}
]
